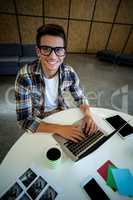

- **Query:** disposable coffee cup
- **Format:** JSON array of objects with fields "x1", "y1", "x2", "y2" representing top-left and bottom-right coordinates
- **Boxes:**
[{"x1": 46, "y1": 147, "x2": 62, "y2": 168}]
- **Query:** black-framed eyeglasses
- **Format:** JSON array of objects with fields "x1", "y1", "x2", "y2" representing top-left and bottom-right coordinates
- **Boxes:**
[{"x1": 39, "y1": 45, "x2": 66, "y2": 56}]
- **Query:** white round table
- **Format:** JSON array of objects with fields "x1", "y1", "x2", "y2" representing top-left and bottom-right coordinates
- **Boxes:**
[{"x1": 0, "y1": 107, "x2": 133, "y2": 200}]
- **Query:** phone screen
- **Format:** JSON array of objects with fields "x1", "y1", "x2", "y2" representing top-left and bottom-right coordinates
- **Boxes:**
[
  {"x1": 105, "y1": 115, "x2": 126, "y2": 129},
  {"x1": 119, "y1": 123, "x2": 133, "y2": 137},
  {"x1": 83, "y1": 178, "x2": 110, "y2": 200},
  {"x1": 105, "y1": 115, "x2": 133, "y2": 138}
]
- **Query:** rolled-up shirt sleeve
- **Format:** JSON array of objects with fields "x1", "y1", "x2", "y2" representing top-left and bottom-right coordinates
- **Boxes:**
[
  {"x1": 15, "y1": 73, "x2": 40, "y2": 133},
  {"x1": 69, "y1": 68, "x2": 89, "y2": 107}
]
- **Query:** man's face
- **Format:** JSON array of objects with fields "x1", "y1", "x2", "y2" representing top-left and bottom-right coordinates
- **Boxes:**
[{"x1": 36, "y1": 35, "x2": 66, "y2": 78}]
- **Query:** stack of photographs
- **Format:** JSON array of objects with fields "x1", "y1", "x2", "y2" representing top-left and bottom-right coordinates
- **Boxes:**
[{"x1": 0, "y1": 166, "x2": 59, "y2": 200}]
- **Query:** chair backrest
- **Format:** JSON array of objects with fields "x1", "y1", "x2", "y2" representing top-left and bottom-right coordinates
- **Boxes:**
[
  {"x1": 22, "y1": 44, "x2": 37, "y2": 57},
  {"x1": 0, "y1": 43, "x2": 21, "y2": 57}
]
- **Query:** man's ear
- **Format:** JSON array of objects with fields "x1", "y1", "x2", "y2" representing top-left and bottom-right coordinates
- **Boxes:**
[
  {"x1": 63, "y1": 51, "x2": 67, "y2": 60},
  {"x1": 36, "y1": 46, "x2": 41, "y2": 58}
]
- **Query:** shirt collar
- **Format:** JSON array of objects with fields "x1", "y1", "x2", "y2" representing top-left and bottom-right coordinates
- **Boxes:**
[
  {"x1": 35, "y1": 60, "x2": 43, "y2": 74},
  {"x1": 35, "y1": 60, "x2": 64, "y2": 81}
]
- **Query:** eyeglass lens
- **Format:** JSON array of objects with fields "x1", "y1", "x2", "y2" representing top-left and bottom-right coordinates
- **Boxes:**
[{"x1": 40, "y1": 46, "x2": 66, "y2": 56}]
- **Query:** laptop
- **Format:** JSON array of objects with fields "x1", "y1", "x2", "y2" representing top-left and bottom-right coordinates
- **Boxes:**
[
  {"x1": 53, "y1": 114, "x2": 131, "y2": 162},
  {"x1": 53, "y1": 117, "x2": 116, "y2": 162}
]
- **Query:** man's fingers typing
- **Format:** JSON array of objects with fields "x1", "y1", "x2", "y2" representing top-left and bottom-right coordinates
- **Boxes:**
[
  {"x1": 89, "y1": 122, "x2": 96, "y2": 134},
  {"x1": 69, "y1": 133, "x2": 85, "y2": 143}
]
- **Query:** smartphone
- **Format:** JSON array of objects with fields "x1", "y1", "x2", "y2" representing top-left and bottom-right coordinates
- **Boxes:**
[
  {"x1": 105, "y1": 115, "x2": 133, "y2": 139},
  {"x1": 81, "y1": 175, "x2": 110, "y2": 200}
]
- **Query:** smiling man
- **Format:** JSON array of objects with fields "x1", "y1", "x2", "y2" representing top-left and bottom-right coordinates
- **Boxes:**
[{"x1": 15, "y1": 24, "x2": 97, "y2": 142}]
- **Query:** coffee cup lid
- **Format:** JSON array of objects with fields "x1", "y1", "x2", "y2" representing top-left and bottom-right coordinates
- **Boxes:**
[{"x1": 46, "y1": 147, "x2": 61, "y2": 161}]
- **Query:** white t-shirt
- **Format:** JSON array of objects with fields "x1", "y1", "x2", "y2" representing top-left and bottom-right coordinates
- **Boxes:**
[{"x1": 44, "y1": 74, "x2": 59, "y2": 112}]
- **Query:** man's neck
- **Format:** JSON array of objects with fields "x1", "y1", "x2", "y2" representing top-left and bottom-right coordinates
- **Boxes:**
[{"x1": 43, "y1": 69, "x2": 58, "y2": 79}]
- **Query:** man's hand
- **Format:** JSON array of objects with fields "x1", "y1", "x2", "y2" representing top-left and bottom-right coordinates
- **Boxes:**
[
  {"x1": 82, "y1": 115, "x2": 97, "y2": 135},
  {"x1": 55, "y1": 124, "x2": 85, "y2": 143},
  {"x1": 80, "y1": 104, "x2": 97, "y2": 135},
  {"x1": 36, "y1": 121, "x2": 85, "y2": 142}
]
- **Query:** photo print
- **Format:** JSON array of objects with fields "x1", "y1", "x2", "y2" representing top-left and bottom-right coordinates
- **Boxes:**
[
  {"x1": 0, "y1": 182, "x2": 23, "y2": 200},
  {"x1": 39, "y1": 186, "x2": 58, "y2": 200},
  {"x1": 19, "y1": 168, "x2": 37, "y2": 188},
  {"x1": 27, "y1": 176, "x2": 47, "y2": 199}
]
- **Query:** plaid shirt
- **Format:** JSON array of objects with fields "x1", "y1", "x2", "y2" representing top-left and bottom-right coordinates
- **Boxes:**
[{"x1": 15, "y1": 60, "x2": 88, "y2": 132}]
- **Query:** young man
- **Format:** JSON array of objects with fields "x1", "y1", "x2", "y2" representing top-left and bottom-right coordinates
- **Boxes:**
[{"x1": 15, "y1": 24, "x2": 97, "y2": 142}]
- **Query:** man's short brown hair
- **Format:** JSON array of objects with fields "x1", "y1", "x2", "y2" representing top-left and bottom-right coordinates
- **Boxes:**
[{"x1": 36, "y1": 24, "x2": 67, "y2": 47}]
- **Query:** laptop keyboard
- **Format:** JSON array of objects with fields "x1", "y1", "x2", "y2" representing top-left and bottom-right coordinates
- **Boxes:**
[{"x1": 64, "y1": 130, "x2": 105, "y2": 156}]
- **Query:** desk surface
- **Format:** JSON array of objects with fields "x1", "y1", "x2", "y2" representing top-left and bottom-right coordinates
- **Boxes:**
[{"x1": 0, "y1": 107, "x2": 133, "y2": 200}]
